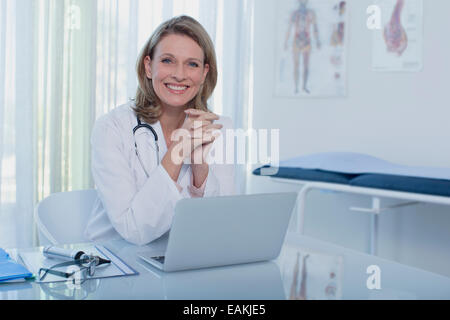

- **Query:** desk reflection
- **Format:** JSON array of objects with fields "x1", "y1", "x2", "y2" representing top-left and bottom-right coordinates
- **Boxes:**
[
  {"x1": 137, "y1": 260, "x2": 286, "y2": 300},
  {"x1": 3, "y1": 234, "x2": 450, "y2": 300},
  {"x1": 38, "y1": 279, "x2": 101, "y2": 300}
]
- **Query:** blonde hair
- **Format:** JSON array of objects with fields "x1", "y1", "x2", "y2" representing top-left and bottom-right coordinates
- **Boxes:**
[{"x1": 133, "y1": 16, "x2": 218, "y2": 124}]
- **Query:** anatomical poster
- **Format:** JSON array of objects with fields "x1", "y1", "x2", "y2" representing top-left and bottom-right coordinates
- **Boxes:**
[
  {"x1": 277, "y1": 244, "x2": 343, "y2": 300},
  {"x1": 372, "y1": 0, "x2": 423, "y2": 72},
  {"x1": 275, "y1": 0, "x2": 348, "y2": 98}
]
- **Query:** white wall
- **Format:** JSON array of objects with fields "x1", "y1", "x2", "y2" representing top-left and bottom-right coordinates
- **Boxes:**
[{"x1": 247, "y1": 0, "x2": 450, "y2": 277}]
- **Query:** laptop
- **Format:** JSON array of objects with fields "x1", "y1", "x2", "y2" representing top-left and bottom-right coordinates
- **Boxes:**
[{"x1": 137, "y1": 192, "x2": 297, "y2": 272}]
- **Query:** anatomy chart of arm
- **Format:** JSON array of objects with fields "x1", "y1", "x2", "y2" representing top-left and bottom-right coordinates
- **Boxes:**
[{"x1": 372, "y1": 0, "x2": 423, "y2": 72}]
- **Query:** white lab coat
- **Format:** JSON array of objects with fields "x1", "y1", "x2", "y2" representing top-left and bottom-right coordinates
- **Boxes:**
[{"x1": 84, "y1": 102, "x2": 235, "y2": 246}]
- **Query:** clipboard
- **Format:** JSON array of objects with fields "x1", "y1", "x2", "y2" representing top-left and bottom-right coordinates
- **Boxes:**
[{"x1": 19, "y1": 245, "x2": 138, "y2": 283}]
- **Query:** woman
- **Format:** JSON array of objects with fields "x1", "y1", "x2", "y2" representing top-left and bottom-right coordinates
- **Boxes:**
[{"x1": 85, "y1": 16, "x2": 235, "y2": 246}]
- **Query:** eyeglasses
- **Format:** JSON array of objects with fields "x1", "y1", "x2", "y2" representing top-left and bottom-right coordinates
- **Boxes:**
[{"x1": 39, "y1": 255, "x2": 110, "y2": 284}]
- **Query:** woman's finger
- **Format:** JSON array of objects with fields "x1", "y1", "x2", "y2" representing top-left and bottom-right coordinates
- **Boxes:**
[
  {"x1": 197, "y1": 112, "x2": 220, "y2": 122},
  {"x1": 185, "y1": 108, "x2": 208, "y2": 115},
  {"x1": 190, "y1": 120, "x2": 212, "y2": 130},
  {"x1": 203, "y1": 124, "x2": 223, "y2": 132},
  {"x1": 184, "y1": 108, "x2": 201, "y2": 114},
  {"x1": 185, "y1": 109, "x2": 220, "y2": 122}
]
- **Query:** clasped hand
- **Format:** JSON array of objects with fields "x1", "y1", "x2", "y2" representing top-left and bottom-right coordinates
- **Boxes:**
[{"x1": 170, "y1": 109, "x2": 223, "y2": 165}]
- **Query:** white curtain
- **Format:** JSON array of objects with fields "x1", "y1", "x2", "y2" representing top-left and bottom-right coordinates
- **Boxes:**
[
  {"x1": 0, "y1": 0, "x2": 35, "y2": 249},
  {"x1": 0, "y1": 0, "x2": 254, "y2": 248}
]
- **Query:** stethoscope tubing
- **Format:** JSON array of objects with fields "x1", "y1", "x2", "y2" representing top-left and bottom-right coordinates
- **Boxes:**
[{"x1": 133, "y1": 116, "x2": 160, "y2": 177}]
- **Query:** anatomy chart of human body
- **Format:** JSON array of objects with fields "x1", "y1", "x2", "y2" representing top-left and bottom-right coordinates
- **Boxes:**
[
  {"x1": 372, "y1": 0, "x2": 423, "y2": 72},
  {"x1": 275, "y1": 0, "x2": 348, "y2": 98},
  {"x1": 277, "y1": 245, "x2": 343, "y2": 300}
]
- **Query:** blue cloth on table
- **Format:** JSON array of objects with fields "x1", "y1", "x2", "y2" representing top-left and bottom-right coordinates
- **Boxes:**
[
  {"x1": 350, "y1": 174, "x2": 450, "y2": 197},
  {"x1": 253, "y1": 153, "x2": 450, "y2": 197},
  {"x1": 253, "y1": 166, "x2": 358, "y2": 184}
]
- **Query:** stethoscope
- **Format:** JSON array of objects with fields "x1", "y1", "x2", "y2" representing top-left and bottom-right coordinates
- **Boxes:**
[{"x1": 133, "y1": 116, "x2": 160, "y2": 177}]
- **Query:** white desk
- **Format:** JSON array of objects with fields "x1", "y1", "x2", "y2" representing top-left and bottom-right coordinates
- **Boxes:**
[{"x1": 1, "y1": 233, "x2": 450, "y2": 300}]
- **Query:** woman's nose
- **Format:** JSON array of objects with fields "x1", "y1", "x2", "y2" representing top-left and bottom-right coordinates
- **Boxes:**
[{"x1": 172, "y1": 63, "x2": 186, "y2": 81}]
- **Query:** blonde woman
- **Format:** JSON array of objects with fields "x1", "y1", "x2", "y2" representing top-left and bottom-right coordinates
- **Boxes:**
[{"x1": 85, "y1": 16, "x2": 235, "y2": 245}]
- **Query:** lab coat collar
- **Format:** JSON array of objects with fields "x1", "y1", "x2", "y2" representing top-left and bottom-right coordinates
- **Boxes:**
[{"x1": 135, "y1": 115, "x2": 187, "y2": 154}]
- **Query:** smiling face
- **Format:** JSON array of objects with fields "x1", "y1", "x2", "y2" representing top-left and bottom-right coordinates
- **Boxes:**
[{"x1": 144, "y1": 34, "x2": 209, "y2": 110}]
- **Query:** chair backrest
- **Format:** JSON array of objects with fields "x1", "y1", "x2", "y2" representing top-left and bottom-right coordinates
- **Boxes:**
[{"x1": 35, "y1": 190, "x2": 98, "y2": 245}]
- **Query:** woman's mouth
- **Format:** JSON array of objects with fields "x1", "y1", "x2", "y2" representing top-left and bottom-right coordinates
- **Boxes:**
[{"x1": 165, "y1": 83, "x2": 190, "y2": 94}]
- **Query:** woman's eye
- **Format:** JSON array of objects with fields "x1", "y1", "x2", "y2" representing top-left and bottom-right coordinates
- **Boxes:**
[
  {"x1": 189, "y1": 62, "x2": 199, "y2": 68},
  {"x1": 161, "y1": 58, "x2": 172, "y2": 64}
]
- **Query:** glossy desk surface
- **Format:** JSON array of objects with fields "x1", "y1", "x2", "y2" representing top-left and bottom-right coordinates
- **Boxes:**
[{"x1": 1, "y1": 233, "x2": 450, "y2": 300}]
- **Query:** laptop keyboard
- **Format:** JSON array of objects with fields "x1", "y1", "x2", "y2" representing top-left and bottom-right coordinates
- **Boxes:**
[{"x1": 153, "y1": 256, "x2": 165, "y2": 264}]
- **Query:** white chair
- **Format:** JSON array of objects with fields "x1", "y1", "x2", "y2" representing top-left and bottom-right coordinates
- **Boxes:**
[{"x1": 35, "y1": 189, "x2": 98, "y2": 245}]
